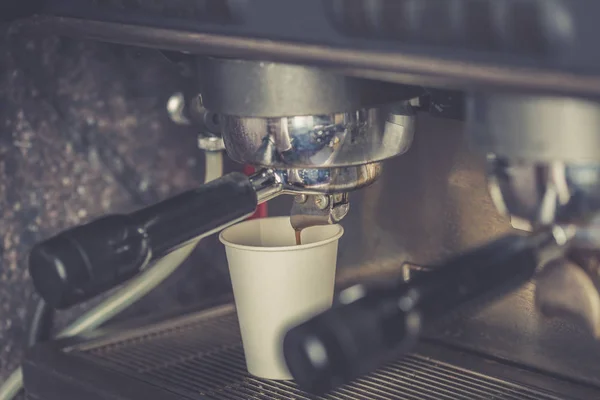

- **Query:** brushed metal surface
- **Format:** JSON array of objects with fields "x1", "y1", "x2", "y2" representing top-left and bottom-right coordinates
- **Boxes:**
[
  {"x1": 426, "y1": 282, "x2": 600, "y2": 389},
  {"x1": 18, "y1": 15, "x2": 600, "y2": 98},
  {"x1": 334, "y1": 113, "x2": 511, "y2": 280},
  {"x1": 75, "y1": 305, "x2": 572, "y2": 400},
  {"x1": 324, "y1": 113, "x2": 600, "y2": 389}
]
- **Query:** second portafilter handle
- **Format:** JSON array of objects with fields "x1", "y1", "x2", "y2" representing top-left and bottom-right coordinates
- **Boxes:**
[{"x1": 283, "y1": 229, "x2": 570, "y2": 395}]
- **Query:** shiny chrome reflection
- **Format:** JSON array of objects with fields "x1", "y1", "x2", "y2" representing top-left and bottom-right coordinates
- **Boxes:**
[
  {"x1": 221, "y1": 103, "x2": 415, "y2": 168},
  {"x1": 251, "y1": 163, "x2": 383, "y2": 202},
  {"x1": 487, "y1": 155, "x2": 600, "y2": 227}
]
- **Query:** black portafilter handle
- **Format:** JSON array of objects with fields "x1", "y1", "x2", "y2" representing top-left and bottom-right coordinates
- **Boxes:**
[
  {"x1": 29, "y1": 172, "x2": 258, "y2": 310},
  {"x1": 283, "y1": 232, "x2": 562, "y2": 394}
]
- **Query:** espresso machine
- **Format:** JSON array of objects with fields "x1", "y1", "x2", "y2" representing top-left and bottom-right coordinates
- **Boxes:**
[{"x1": 7, "y1": 1, "x2": 600, "y2": 399}]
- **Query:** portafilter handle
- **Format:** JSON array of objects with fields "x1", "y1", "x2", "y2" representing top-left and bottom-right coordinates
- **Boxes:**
[
  {"x1": 29, "y1": 163, "x2": 381, "y2": 311},
  {"x1": 29, "y1": 172, "x2": 270, "y2": 310},
  {"x1": 283, "y1": 229, "x2": 569, "y2": 395}
]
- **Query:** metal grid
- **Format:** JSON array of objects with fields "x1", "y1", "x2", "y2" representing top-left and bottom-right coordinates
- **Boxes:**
[{"x1": 76, "y1": 306, "x2": 566, "y2": 400}]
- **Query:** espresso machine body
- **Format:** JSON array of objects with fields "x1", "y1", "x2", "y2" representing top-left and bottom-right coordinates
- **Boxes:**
[{"x1": 12, "y1": 1, "x2": 600, "y2": 399}]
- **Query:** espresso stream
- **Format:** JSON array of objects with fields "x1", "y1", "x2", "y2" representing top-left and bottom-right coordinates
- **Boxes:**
[{"x1": 292, "y1": 213, "x2": 327, "y2": 246}]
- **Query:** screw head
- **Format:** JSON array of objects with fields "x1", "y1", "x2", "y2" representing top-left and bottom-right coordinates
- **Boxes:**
[
  {"x1": 295, "y1": 194, "x2": 308, "y2": 204},
  {"x1": 315, "y1": 195, "x2": 330, "y2": 210}
]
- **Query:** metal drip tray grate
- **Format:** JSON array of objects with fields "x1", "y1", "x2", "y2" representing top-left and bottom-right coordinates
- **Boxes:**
[{"x1": 72, "y1": 305, "x2": 567, "y2": 400}]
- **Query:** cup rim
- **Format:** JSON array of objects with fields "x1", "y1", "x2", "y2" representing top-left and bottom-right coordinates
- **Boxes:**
[{"x1": 219, "y1": 216, "x2": 344, "y2": 253}]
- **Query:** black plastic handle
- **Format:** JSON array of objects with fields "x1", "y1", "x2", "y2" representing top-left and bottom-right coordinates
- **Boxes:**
[
  {"x1": 283, "y1": 232, "x2": 557, "y2": 395},
  {"x1": 29, "y1": 172, "x2": 257, "y2": 310},
  {"x1": 129, "y1": 172, "x2": 257, "y2": 259}
]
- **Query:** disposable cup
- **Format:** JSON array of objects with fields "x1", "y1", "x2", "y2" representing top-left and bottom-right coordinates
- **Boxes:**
[{"x1": 219, "y1": 216, "x2": 343, "y2": 380}]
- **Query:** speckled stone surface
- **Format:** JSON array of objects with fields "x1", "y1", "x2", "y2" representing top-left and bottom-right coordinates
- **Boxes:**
[{"x1": 0, "y1": 26, "x2": 236, "y2": 384}]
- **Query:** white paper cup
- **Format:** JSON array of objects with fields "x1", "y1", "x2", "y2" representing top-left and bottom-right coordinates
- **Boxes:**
[{"x1": 219, "y1": 216, "x2": 344, "y2": 380}]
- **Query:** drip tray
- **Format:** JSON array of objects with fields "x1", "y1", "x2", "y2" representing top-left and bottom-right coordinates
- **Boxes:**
[{"x1": 23, "y1": 303, "x2": 599, "y2": 400}]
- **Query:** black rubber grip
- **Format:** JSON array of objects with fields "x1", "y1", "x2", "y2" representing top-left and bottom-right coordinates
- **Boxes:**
[
  {"x1": 130, "y1": 172, "x2": 257, "y2": 259},
  {"x1": 29, "y1": 172, "x2": 257, "y2": 310},
  {"x1": 283, "y1": 233, "x2": 553, "y2": 395}
]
